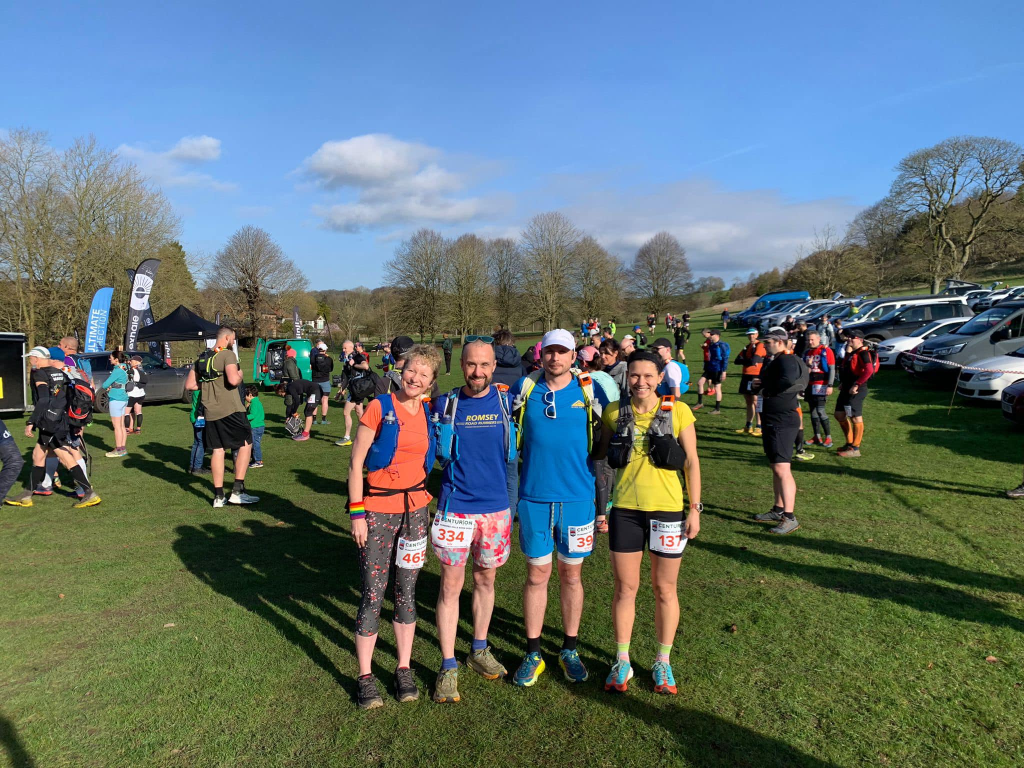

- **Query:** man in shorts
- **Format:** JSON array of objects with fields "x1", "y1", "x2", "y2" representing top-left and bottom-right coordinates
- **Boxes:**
[
  {"x1": 706, "y1": 329, "x2": 730, "y2": 414},
  {"x1": 672, "y1": 319, "x2": 687, "y2": 362},
  {"x1": 310, "y1": 341, "x2": 334, "y2": 425},
  {"x1": 692, "y1": 328, "x2": 713, "y2": 410},
  {"x1": 734, "y1": 328, "x2": 766, "y2": 436},
  {"x1": 835, "y1": 329, "x2": 875, "y2": 458},
  {"x1": 510, "y1": 329, "x2": 598, "y2": 688},
  {"x1": 285, "y1": 377, "x2": 321, "y2": 442},
  {"x1": 336, "y1": 340, "x2": 370, "y2": 446},
  {"x1": 431, "y1": 340, "x2": 514, "y2": 703},
  {"x1": 751, "y1": 329, "x2": 806, "y2": 535},
  {"x1": 185, "y1": 326, "x2": 258, "y2": 507}
]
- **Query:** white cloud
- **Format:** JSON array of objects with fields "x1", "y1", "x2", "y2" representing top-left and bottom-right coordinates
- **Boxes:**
[
  {"x1": 117, "y1": 135, "x2": 235, "y2": 192},
  {"x1": 300, "y1": 134, "x2": 497, "y2": 232}
]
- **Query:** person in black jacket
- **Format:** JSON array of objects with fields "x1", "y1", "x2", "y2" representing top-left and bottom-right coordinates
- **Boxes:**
[
  {"x1": 310, "y1": 341, "x2": 335, "y2": 425},
  {"x1": 491, "y1": 330, "x2": 526, "y2": 388},
  {"x1": 750, "y1": 329, "x2": 806, "y2": 535}
]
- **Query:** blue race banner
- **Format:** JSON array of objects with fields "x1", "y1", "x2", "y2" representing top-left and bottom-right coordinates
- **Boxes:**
[{"x1": 83, "y1": 287, "x2": 114, "y2": 353}]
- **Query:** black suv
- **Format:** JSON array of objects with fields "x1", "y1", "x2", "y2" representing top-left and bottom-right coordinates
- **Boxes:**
[
  {"x1": 72, "y1": 351, "x2": 190, "y2": 408},
  {"x1": 853, "y1": 302, "x2": 973, "y2": 343}
]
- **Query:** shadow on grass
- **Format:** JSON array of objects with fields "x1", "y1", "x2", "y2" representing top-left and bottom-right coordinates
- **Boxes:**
[
  {"x1": 703, "y1": 541, "x2": 1024, "y2": 633},
  {"x1": 0, "y1": 713, "x2": 34, "y2": 768}
]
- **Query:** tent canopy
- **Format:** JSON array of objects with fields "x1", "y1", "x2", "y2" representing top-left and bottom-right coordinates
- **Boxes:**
[{"x1": 137, "y1": 305, "x2": 219, "y2": 342}]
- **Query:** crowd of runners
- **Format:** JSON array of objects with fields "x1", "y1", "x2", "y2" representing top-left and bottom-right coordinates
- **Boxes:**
[{"x1": 0, "y1": 306, "x2": 883, "y2": 709}]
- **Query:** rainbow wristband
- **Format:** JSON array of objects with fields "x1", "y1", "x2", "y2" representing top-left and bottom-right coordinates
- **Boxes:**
[{"x1": 349, "y1": 501, "x2": 366, "y2": 519}]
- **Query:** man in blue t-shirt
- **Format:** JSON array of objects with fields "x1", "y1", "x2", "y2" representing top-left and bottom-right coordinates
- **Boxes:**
[
  {"x1": 509, "y1": 329, "x2": 597, "y2": 689},
  {"x1": 430, "y1": 340, "x2": 513, "y2": 703}
]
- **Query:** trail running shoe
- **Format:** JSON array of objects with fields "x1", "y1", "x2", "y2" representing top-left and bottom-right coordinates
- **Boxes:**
[
  {"x1": 394, "y1": 667, "x2": 419, "y2": 702},
  {"x1": 691, "y1": 403, "x2": 704, "y2": 411},
  {"x1": 249, "y1": 461, "x2": 264, "y2": 468},
  {"x1": 335, "y1": 437, "x2": 353, "y2": 447},
  {"x1": 53, "y1": 477, "x2": 62, "y2": 489},
  {"x1": 769, "y1": 517, "x2": 801, "y2": 535},
  {"x1": 822, "y1": 437, "x2": 834, "y2": 448},
  {"x1": 805, "y1": 437, "x2": 821, "y2": 446},
  {"x1": 320, "y1": 419, "x2": 331, "y2": 425},
  {"x1": 105, "y1": 450, "x2": 125, "y2": 458},
  {"x1": 710, "y1": 409, "x2": 721, "y2": 415},
  {"x1": 793, "y1": 451, "x2": 814, "y2": 462},
  {"x1": 604, "y1": 660, "x2": 634, "y2": 693},
  {"x1": 559, "y1": 649, "x2": 589, "y2": 683},
  {"x1": 652, "y1": 660, "x2": 677, "y2": 695},
  {"x1": 292, "y1": 433, "x2": 310, "y2": 442},
  {"x1": 33, "y1": 486, "x2": 53, "y2": 496},
  {"x1": 1007, "y1": 483, "x2": 1024, "y2": 499},
  {"x1": 357, "y1": 675, "x2": 384, "y2": 710},
  {"x1": 735, "y1": 427, "x2": 752, "y2": 435},
  {"x1": 751, "y1": 428, "x2": 762, "y2": 437},
  {"x1": 837, "y1": 447, "x2": 861, "y2": 458},
  {"x1": 74, "y1": 491, "x2": 101, "y2": 508},
  {"x1": 754, "y1": 508, "x2": 783, "y2": 523},
  {"x1": 4, "y1": 490, "x2": 34, "y2": 507},
  {"x1": 467, "y1": 647, "x2": 507, "y2": 680},
  {"x1": 512, "y1": 652, "x2": 546, "y2": 687},
  {"x1": 432, "y1": 667, "x2": 460, "y2": 703},
  {"x1": 213, "y1": 496, "x2": 227, "y2": 509},
  {"x1": 228, "y1": 492, "x2": 259, "y2": 505}
]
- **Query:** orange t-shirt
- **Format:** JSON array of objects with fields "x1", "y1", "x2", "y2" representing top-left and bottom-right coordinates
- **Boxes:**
[{"x1": 359, "y1": 395, "x2": 433, "y2": 514}]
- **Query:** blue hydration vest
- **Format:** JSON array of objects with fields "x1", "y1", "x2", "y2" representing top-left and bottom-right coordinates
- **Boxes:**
[
  {"x1": 435, "y1": 385, "x2": 518, "y2": 468},
  {"x1": 365, "y1": 394, "x2": 437, "y2": 474}
]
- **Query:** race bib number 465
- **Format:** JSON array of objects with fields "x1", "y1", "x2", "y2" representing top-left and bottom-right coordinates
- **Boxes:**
[
  {"x1": 567, "y1": 521, "x2": 595, "y2": 554},
  {"x1": 431, "y1": 514, "x2": 475, "y2": 549},
  {"x1": 396, "y1": 537, "x2": 427, "y2": 570},
  {"x1": 650, "y1": 520, "x2": 686, "y2": 555}
]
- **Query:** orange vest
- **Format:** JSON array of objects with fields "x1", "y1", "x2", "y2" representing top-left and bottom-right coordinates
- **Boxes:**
[{"x1": 740, "y1": 342, "x2": 766, "y2": 376}]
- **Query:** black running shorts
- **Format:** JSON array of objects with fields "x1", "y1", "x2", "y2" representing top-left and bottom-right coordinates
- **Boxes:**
[
  {"x1": 739, "y1": 374, "x2": 757, "y2": 395},
  {"x1": 836, "y1": 386, "x2": 868, "y2": 418},
  {"x1": 609, "y1": 507, "x2": 686, "y2": 559},
  {"x1": 205, "y1": 412, "x2": 253, "y2": 451},
  {"x1": 761, "y1": 410, "x2": 801, "y2": 465}
]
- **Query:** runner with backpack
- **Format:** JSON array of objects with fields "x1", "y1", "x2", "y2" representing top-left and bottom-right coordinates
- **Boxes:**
[
  {"x1": 835, "y1": 329, "x2": 878, "y2": 458},
  {"x1": 348, "y1": 344, "x2": 442, "y2": 709},
  {"x1": 310, "y1": 341, "x2": 334, "y2": 425},
  {"x1": 336, "y1": 340, "x2": 371, "y2": 447},
  {"x1": 597, "y1": 349, "x2": 701, "y2": 695}
]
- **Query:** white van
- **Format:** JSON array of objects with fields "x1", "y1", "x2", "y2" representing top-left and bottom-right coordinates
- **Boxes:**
[{"x1": 846, "y1": 294, "x2": 968, "y2": 326}]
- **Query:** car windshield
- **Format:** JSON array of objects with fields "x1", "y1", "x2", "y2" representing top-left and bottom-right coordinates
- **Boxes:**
[
  {"x1": 804, "y1": 303, "x2": 837, "y2": 320},
  {"x1": 829, "y1": 305, "x2": 854, "y2": 319},
  {"x1": 955, "y1": 306, "x2": 1016, "y2": 335},
  {"x1": 856, "y1": 304, "x2": 899, "y2": 322},
  {"x1": 911, "y1": 320, "x2": 958, "y2": 338},
  {"x1": 1010, "y1": 345, "x2": 1024, "y2": 359}
]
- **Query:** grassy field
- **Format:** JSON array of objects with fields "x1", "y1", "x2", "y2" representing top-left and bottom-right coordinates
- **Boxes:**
[{"x1": 2, "y1": 313, "x2": 1023, "y2": 767}]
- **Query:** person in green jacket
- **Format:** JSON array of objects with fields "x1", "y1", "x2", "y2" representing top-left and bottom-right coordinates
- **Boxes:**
[
  {"x1": 441, "y1": 333, "x2": 454, "y2": 375},
  {"x1": 188, "y1": 390, "x2": 209, "y2": 475},
  {"x1": 245, "y1": 385, "x2": 266, "y2": 468}
]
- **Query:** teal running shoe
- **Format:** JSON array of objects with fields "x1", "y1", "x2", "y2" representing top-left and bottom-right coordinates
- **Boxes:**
[
  {"x1": 652, "y1": 660, "x2": 677, "y2": 695},
  {"x1": 558, "y1": 649, "x2": 589, "y2": 683},
  {"x1": 604, "y1": 659, "x2": 634, "y2": 693},
  {"x1": 513, "y1": 652, "x2": 546, "y2": 687}
]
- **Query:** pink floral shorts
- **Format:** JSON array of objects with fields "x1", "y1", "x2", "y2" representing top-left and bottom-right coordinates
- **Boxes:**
[{"x1": 432, "y1": 509, "x2": 512, "y2": 568}]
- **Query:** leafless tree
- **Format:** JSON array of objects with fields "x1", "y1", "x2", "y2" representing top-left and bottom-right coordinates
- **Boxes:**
[
  {"x1": 521, "y1": 212, "x2": 581, "y2": 328},
  {"x1": 891, "y1": 135, "x2": 1024, "y2": 292},
  {"x1": 627, "y1": 231, "x2": 693, "y2": 315},
  {"x1": 445, "y1": 233, "x2": 490, "y2": 338},
  {"x1": 207, "y1": 226, "x2": 307, "y2": 340},
  {"x1": 846, "y1": 197, "x2": 906, "y2": 295},
  {"x1": 573, "y1": 236, "x2": 625, "y2": 321},
  {"x1": 486, "y1": 237, "x2": 526, "y2": 330},
  {"x1": 384, "y1": 228, "x2": 450, "y2": 340}
]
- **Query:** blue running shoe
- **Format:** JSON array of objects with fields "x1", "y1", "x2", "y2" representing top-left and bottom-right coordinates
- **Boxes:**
[
  {"x1": 604, "y1": 660, "x2": 634, "y2": 693},
  {"x1": 558, "y1": 649, "x2": 589, "y2": 683},
  {"x1": 513, "y1": 652, "x2": 546, "y2": 687},
  {"x1": 652, "y1": 660, "x2": 677, "y2": 695}
]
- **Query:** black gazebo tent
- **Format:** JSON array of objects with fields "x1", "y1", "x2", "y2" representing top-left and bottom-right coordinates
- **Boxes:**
[{"x1": 137, "y1": 305, "x2": 219, "y2": 342}]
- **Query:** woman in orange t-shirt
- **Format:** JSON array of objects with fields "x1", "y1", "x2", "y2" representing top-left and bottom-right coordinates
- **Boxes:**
[{"x1": 348, "y1": 344, "x2": 441, "y2": 709}]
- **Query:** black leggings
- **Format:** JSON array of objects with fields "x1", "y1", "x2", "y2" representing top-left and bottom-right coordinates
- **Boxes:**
[
  {"x1": 807, "y1": 395, "x2": 830, "y2": 438},
  {"x1": 356, "y1": 506, "x2": 429, "y2": 636},
  {"x1": 0, "y1": 435, "x2": 25, "y2": 500}
]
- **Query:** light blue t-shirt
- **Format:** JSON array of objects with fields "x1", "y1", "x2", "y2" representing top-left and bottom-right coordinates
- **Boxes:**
[
  {"x1": 511, "y1": 375, "x2": 595, "y2": 503},
  {"x1": 433, "y1": 387, "x2": 510, "y2": 514},
  {"x1": 588, "y1": 370, "x2": 620, "y2": 409}
]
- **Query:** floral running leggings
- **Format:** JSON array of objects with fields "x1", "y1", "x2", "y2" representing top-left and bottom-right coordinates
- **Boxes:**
[{"x1": 355, "y1": 506, "x2": 429, "y2": 636}]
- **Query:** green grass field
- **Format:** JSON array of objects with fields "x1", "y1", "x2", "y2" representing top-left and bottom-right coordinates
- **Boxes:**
[{"x1": 2, "y1": 314, "x2": 1023, "y2": 767}]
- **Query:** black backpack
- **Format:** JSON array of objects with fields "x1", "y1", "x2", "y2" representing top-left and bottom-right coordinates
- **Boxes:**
[
  {"x1": 67, "y1": 378, "x2": 96, "y2": 428},
  {"x1": 312, "y1": 353, "x2": 333, "y2": 376},
  {"x1": 349, "y1": 373, "x2": 377, "y2": 401},
  {"x1": 194, "y1": 349, "x2": 220, "y2": 383}
]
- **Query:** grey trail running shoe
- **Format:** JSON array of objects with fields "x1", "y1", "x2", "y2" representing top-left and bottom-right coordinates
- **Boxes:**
[
  {"x1": 467, "y1": 646, "x2": 507, "y2": 680},
  {"x1": 394, "y1": 667, "x2": 418, "y2": 702},
  {"x1": 433, "y1": 667, "x2": 460, "y2": 703},
  {"x1": 754, "y1": 508, "x2": 783, "y2": 523},
  {"x1": 769, "y1": 517, "x2": 801, "y2": 535},
  {"x1": 357, "y1": 675, "x2": 384, "y2": 710},
  {"x1": 1006, "y1": 483, "x2": 1024, "y2": 499}
]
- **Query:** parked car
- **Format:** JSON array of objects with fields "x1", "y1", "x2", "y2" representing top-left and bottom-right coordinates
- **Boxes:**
[
  {"x1": 758, "y1": 300, "x2": 836, "y2": 332},
  {"x1": 955, "y1": 344, "x2": 1024, "y2": 402},
  {"x1": 965, "y1": 289, "x2": 993, "y2": 311},
  {"x1": 1000, "y1": 379, "x2": 1024, "y2": 425},
  {"x1": 972, "y1": 286, "x2": 1024, "y2": 312},
  {"x1": 742, "y1": 300, "x2": 806, "y2": 328},
  {"x1": 909, "y1": 301, "x2": 1024, "y2": 382},
  {"x1": 848, "y1": 301, "x2": 973, "y2": 343},
  {"x1": 252, "y1": 337, "x2": 312, "y2": 388},
  {"x1": 736, "y1": 290, "x2": 811, "y2": 325},
  {"x1": 846, "y1": 294, "x2": 968, "y2": 329},
  {"x1": 72, "y1": 350, "x2": 190, "y2": 408},
  {"x1": 876, "y1": 318, "x2": 968, "y2": 367}
]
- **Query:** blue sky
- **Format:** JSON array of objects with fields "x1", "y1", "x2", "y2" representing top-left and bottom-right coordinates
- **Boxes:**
[{"x1": 3, "y1": 1, "x2": 1023, "y2": 288}]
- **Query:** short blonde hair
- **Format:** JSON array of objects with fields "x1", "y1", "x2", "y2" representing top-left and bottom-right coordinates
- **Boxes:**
[{"x1": 404, "y1": 344, "x2": 441, "y2": 381}]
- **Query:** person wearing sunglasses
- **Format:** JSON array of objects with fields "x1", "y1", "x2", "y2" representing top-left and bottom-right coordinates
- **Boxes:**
[{"x1": 509, "y1": 329, "x2": 601, "y2": 689}]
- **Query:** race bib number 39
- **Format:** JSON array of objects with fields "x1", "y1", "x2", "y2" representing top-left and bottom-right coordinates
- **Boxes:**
[
  {"x1": 431, "y1": 514, "x2": 475, "y2": 549},
  {"x1": 650, "y1": 520, "x2": 686, "y2": 555},
  {"x1": 396, "y1": 537, "x2": 427, "y2": 570},
  {"x1": 567, "y1": 521, "x2": 595, "y2": 554}
]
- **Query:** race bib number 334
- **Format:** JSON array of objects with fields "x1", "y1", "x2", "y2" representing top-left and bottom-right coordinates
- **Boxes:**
[{"x1": 431, "y1": 514, "x2": 475, "y2": 549}]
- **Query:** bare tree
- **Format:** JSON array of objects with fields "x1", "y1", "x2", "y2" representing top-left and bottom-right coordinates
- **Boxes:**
[
  {"x1": 522, "y1": 212, "x2": 581, "y2": 329},
  {"x1": 847, "y1": 197, "x2": 906, "y2": 295},
  {"x1": 384, "y1": 228, "x2": 450, "y2": 340},
  {"x1": 486, "y1": 237, "x2": 526, "y2": 330},
  {"x1": 573, "y1": 236, "x2": 625, "y2": 321},
  {"x1": 207, "y1": 226, "x2": 307, "y2": 341},
  {"x1": 891, "y1": 135, "x2": 1024, "y2": 292},
  {"x1": 627, "y1": 232, "x2": 693, "y2": 315},
  {"x1": 784, "y1": 225, "x2": 869, "y2": 297},
  {"x1": 445, "y1": 233, "x2": 490, "y2": 338}
]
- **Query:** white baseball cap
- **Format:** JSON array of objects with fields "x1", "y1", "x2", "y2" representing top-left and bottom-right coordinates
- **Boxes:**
[
  {"x1": 621, "y1": 334, "x2": 636, "y2": 342},
  {"x1": 541, "y1": 329, "x2": 575, "y2": 351},
  {"x1": 24, "y1": 346, "x2": 50, "y2": 359},
  {"x1": 316, "y1": 341, "x2": 328, "y2": 350}
]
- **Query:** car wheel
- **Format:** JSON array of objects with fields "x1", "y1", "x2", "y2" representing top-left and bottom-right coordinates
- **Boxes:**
[{"x1": 97, "y1": 389, "x2": 109, "y2": 411}]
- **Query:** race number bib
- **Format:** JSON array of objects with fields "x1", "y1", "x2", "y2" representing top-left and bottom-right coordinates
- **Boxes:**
[
  {"x1": 745, "y1": 380, "x2": 754, "y2": 393},
  {"x1": 567, "y1": 521, "x2": 595, "y2": 554},
  {"x1": 811, "y1": 383, "x2": 827, "y2": 396},
  {"x1": 307, "y1": 394, "x2": 318, "y2": 404},
  {"x1": 396, "y1": 537, "x2": 427, "y2": 570},
  {"x1": 755, "y1": 395, "x2": 763, "y2": 414},
  {"x1": 431, "y1": 514, "x2": 475, "y2": 549},
  {"x1": 650, "y1": 520, "x2": 687, "y2": 555}
]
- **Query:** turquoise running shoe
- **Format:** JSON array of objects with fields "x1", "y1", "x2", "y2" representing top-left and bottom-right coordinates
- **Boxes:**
[
  {"x1": 652, "y1": 660, "x2": 677, "y2": 695},
  {"x1": 558, "y1": 649, "x2": 589, "y2": 683},
  {"x1": 513, "y1": 652, "x2": 546, "y2": 687},
  {"x1": 604, "y1": 659, "x2": 634, "y2": 693}
]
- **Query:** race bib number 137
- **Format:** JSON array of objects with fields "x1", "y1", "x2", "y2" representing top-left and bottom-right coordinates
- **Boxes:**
[
  {"x1": 650, "y1": 520, "x2": 686, "y2": 555},
  {"x1": 567, "y1": 521, "x2": 595, "y2": 554}
]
